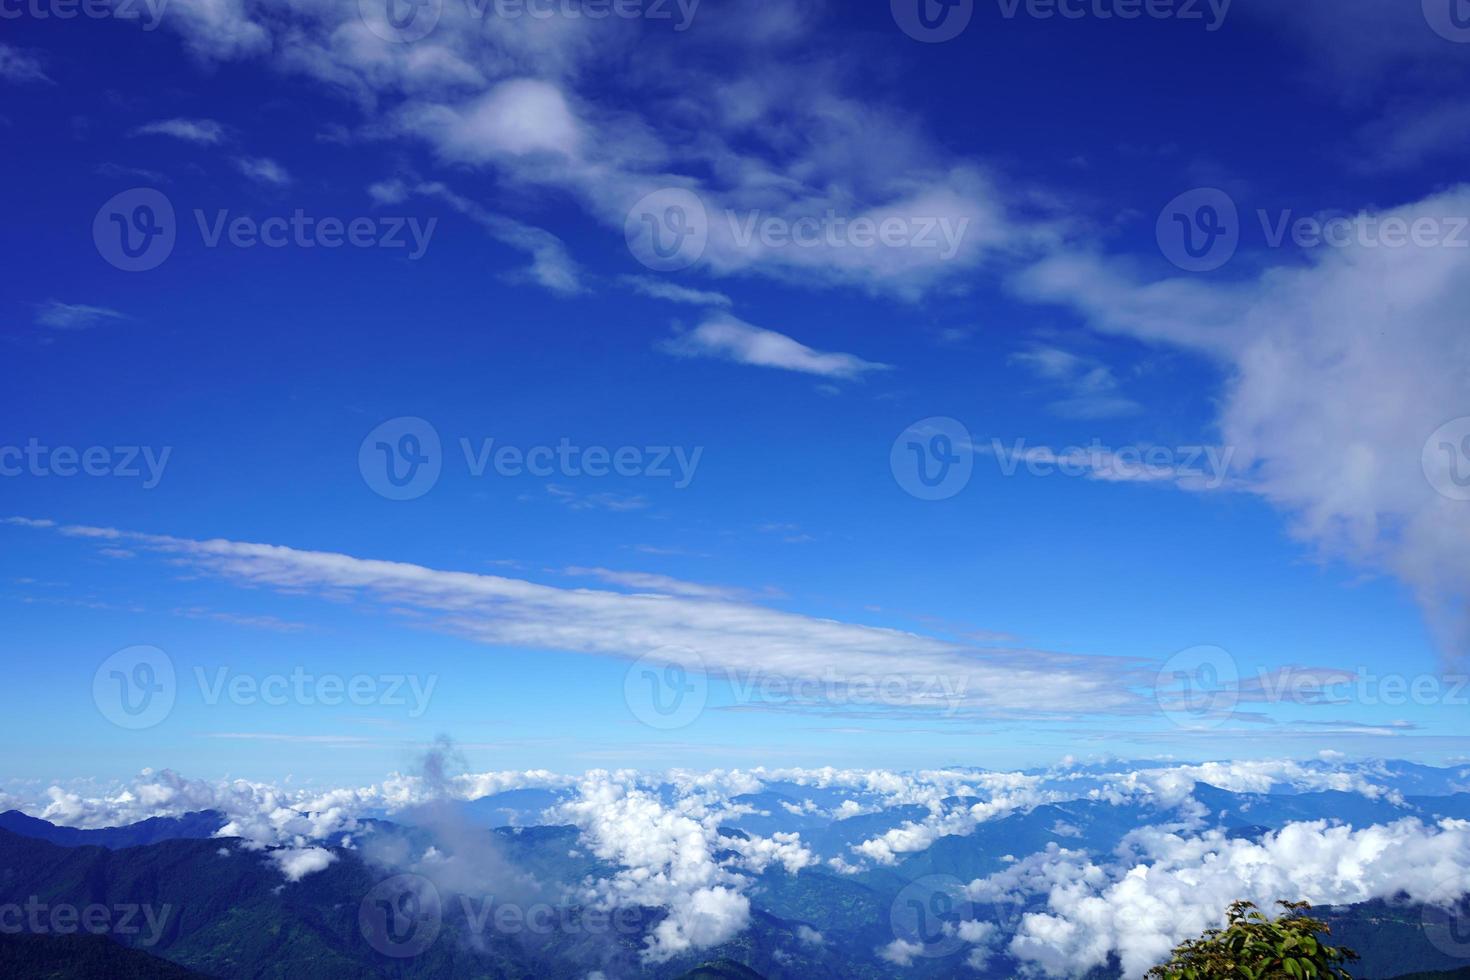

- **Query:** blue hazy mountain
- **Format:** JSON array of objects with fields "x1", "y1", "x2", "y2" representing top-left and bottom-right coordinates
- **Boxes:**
[
  {"x1": 5, "y1": 768, "x2": 1470, "y2": 978},
  {"x1": 0, "y1": 809, "x2": 227, "y2": 848}
]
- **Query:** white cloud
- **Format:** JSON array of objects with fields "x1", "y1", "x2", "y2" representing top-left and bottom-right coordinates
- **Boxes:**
[
  {"x1": 1018, "y1": 186, "x2": 1470, "y2": 662},
  {"x1": 663, "y1": 315, "x2": 888, "y2": 380},
  {"x1": 554, "y1": 772, "x2": 754, "y2": 961},
  {"x1": 12, "y1": 519, "x2": 1151, "y2": 720},
  {"x1": 1011, "y1": 344, "x2": 1141, "y2": 419},
  {"x1": 968, "y1": 818, "x2": 1470, "y2": 978},
  {"x1": 562, "y1": 566, "x2": 748, "y2": 601},
  {"x1": 0, "y1": 44, "x2": 50, "y2": 84},
  {"x1": 414, "y1": 181, "x2": 583, "y2": 294},
  {"x1": 137, "y1": 0, "x2": 1028, "y2": 299},
  {"x1": 234, "y1": 156, "x2": 292, "y2": 186},
  {"x1": 403, "y1": 79, "x2": 582, "y2": 163},
  {"x1": 132, "y1": 118, "x2": 226, "y2": 144},
  {"x1": 162, "y1": 0, "x2": 269, "y2": 60},
  {"x1": 620, "y1": 276, "x2": 732, "y2": 307},
  {"x1": 271, "y1": 846, "x2": 337, "y2": 882},
  {"x1": 34, "y1": 301, "x2": 128, "y2": 330},
  {"x1": 878, "y1": 938, "x2": 925, "y2": 966}
]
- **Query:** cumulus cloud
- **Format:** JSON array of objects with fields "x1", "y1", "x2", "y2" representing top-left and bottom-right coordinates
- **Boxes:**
[
  {"x1": 878, "y1": 937, "x2": 926, "y2": 966},
  {"x1": 966, "y1": 818, "x2": 1470, "y2": 978},
  {"x1": 402, "y1": 79, "x2": 582, "y2": 162},
  {"x1": 553, "y1": 772, "x2": 758, "y2": 960},
  {"x1": 11, "y1": 753, "x2": 1460, "y2": 956},
  {"x1": 271, "y1": 846, "x2": 337, "y2": 882},
  {"x1": 1019, "y1": 187, "x2": 1470, "y2": 663}
]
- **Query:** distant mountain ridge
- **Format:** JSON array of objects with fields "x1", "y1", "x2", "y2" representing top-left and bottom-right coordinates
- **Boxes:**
[{"x1": 0, "y1": 809, "x2": 227, "y2": 849}]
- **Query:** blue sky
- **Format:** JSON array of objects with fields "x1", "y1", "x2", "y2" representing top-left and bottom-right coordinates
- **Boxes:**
[{"x1": 3, "y1": 0, "x2": 1470, "y2": 786}]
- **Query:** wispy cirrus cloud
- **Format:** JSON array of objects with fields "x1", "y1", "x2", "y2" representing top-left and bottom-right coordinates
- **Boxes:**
[
  {"x1": 34, "y1": 301, "x2": 129, "y2": 330},
  {"x1": 662, "y1": 315, "x2": 888, "y2": 380},
  {"x1": 0, "y1": 43, "x2": 50, "y2": 84},
  {"x1": 410, "y1": 181, "x2": 583, "y2": 295},
  {"x1": 233, "y1": 155, "x2": 292, "y2": 186},
  {"x1": 562, "y1": 566, "x2": 751, "y2": 601},
  {"x1": 131, "y1": 117, "x2": 227, "y2": 144},
  {"x1": 6, "y1": 518, "x2": 1153, "y2": 720},
  {"x1": 1010, "y1": 343, "x2": 1141, "y2": 419},
  {"x1": 620, "y1": 276, "x2": 732, "y2": 308}
]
